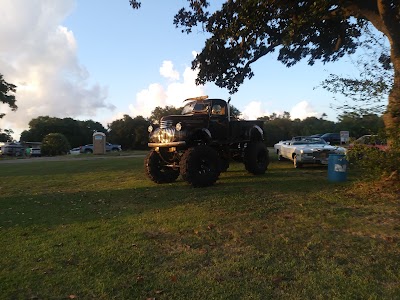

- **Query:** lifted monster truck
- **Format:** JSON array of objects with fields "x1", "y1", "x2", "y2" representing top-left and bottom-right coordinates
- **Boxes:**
[{"x1": 145, "y1": 96, "x2": 269, "y2": 187}]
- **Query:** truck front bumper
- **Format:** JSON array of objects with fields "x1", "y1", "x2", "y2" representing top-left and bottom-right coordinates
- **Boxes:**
[{"x1": 148, "y1": 141, "x2": 186, "y2": 148}]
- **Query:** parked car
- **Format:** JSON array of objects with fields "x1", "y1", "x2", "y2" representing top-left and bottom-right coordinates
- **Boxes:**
[
  {"x1": 349, "y1": 135, "x2": 388, "y2": 151},
  {"x1": 80, "y1": 142, "x2": 122, "y2": 153},
  {"x1": 69, "y1": 147, "x2": 81, "y2": 155},
  {"x1": 30, "y1": 147, "x2": 41, "y2": 157},
  {"x1": 274, "y1": 140, "x2": 292, "y2": 161},
  {"x1": 277, "y1": 137, "x2": 347, "y2": 168},
  {"x1": 0, "y1": 142, "x2": 25, "y2": 156},
  {"x1": 292, "y1": 136, "x2": 310, "y2": 141},
  {"x1": 105, "y1": 142, "x2": 122, "y2": 152},
  {"x1": 320, "y1": 133, "x2": 341, "y2": 144}
]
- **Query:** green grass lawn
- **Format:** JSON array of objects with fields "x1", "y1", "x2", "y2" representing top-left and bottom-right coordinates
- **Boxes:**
[{"x1": 0, "y1": 153, "x2": 399, "y2": 299}]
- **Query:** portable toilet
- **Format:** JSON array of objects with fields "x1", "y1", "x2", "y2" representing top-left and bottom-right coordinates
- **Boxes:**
[{"x1": 93, "y1": 132, "x2": 106, "y2": 154}]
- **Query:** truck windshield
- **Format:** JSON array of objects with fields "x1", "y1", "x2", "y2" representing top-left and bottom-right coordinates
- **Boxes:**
[{"x1": 181, "y1": 100, "x2": 210, "y2": 115}]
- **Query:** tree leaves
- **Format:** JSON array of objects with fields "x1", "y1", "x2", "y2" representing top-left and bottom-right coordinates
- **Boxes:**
[
  {"x1": 172, "y1": 1, "x2": 365, "y2": 93},
  {"x1": 0, "y1": 73, "x2": 17, "y2": 119},
  {"x1": 320, "y1": 25, "x2": 393, "y2": 116}
]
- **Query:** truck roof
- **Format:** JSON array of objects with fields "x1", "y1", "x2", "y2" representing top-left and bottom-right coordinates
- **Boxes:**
[{"x1": 184, "y1": 95, "x2": 209, "y2": 102}]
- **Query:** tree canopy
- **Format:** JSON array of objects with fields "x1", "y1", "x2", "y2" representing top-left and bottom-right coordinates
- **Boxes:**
[
  {"x1": 149, "y1": 106, "x2": 183, "y2": 124},
  {"x1": 0, "y1": 74, "x2": 17, "y2": 119},
  {"x1": 130, "y1": 1, "x2": 400, "y2": 142},
  {"x1": 0, "y1": 129, "x2": 13, "y2": 142},
  {"x1": 107, "y1": 115, "x2": 149, "y2": 150},
  {"x1": 321, "y1": 25, "x2": 393, "y2": 116},
  {"x1": 21, "y1": 116, "x2": 106, "y2": 147}
]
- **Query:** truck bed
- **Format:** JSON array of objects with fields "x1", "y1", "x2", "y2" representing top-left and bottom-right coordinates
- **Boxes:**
[{"x1": 229, "y1": 120, "x2": 264, "y2": 142}]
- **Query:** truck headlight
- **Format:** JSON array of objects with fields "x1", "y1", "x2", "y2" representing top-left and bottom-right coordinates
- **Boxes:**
[
  {"x1": 148, "y1": 125, "x2": 153, "y2": 133},
  {"x1": 175, "y1": 122, "x2": 182, "y2": 131}
]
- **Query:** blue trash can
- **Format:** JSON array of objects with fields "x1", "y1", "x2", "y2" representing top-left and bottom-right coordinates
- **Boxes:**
[{"x1": 328, "y1": 154, "x2": 348, "y2": 182}]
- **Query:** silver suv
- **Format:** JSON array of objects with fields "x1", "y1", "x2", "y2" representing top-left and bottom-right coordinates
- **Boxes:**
[{"x1": 80, "y1": 142, "x2": 122, "y2": 153}]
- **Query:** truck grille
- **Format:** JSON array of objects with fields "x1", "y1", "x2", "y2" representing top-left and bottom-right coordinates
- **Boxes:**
[
  {"x1": 160, "y1": 120, "x2": 173, "y2": 129},
  {"x1": 151, "y1": 128, "x2": 176, "y2": 143}
]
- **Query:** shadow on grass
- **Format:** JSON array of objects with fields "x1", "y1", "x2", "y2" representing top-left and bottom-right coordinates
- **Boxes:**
[
  {"x1": 0, "y1": 156, "x2": 146, "y2": 177},
  {"x1": 2, "y1": 154, "x2": 399, "y2": 300},
  {"x1": 0, "y1": 161, "x2": 354, "y2": 230}
]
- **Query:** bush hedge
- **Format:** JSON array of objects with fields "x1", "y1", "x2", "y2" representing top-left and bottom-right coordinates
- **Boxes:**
[{"x1": 41, "y1": 133, "x2": 71, "y2": 156}]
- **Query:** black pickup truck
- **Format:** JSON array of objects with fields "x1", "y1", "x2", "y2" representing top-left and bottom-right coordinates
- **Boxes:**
[{"x1": 145, "y1": 96, "x2": 269, "y2": 187}]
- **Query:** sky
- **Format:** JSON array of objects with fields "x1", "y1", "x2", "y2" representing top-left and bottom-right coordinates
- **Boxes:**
[{"x1": 0, "y1": 0, "x2": 365, "y2": 140}]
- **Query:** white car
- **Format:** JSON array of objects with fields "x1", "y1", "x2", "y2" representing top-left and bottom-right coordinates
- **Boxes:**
[
  {"x1": 278, "y1": 137, "x2": 347, "y2": 168},
  {"x1": 30, "y1": 147, "x2": 41, "y2": 157},
  {"x1": 69, "y1": 147, "x2": 81, "y2": 155},
  {"x1": 274, "y1": 136, "x2": 312, "y2": 161},
  {"x1": 273, "y1": 140, "x2": 292, "y2": 161}
]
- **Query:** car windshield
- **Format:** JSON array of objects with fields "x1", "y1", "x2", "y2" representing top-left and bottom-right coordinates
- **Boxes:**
[
  {"x1": 292, "y1": 138, "x2": 327, "y2": 145},
  {"x1": 181, "y1": 100, "x2": 210, "y2": 115},
  {"x1": 308, "y1": 138, "x2": 328, "y2": 144}
]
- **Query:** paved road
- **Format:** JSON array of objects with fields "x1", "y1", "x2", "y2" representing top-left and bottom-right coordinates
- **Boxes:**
[{"x1": 0, "y1": 154, "x2": 146, "y2": 164}]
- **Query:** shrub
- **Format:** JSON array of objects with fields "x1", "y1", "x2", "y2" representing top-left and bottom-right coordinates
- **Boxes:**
[
  {"x1": 347, "y1": 143, "x2": 400, "y2": 180},
  {"x1": 41, "y1": 133, "x2": 71, "y2": 156}
]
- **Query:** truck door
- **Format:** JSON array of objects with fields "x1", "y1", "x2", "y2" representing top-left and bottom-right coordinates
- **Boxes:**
[{"x1": 209, "y1": 101, "x2": 229, "y2": 142}]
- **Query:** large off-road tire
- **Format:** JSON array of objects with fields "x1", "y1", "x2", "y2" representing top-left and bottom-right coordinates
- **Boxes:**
[
  {"x1": 145, "y1": 150, "x2": 179, "y2": 184},
  {"x1": 180, "y1": 145, "x2": 221, "y2": 187},
  {"x1": 244, "y1": 142, "x2": 269, "y2": 175}
]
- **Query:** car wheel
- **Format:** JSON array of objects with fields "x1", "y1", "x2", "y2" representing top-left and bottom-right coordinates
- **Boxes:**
[
  {"x1": 180, "y1": 145, "x2": 221, "y2": 187},
  {"x1": 277, "y1": 150, "x2": 284, "y2": 161},
  {"x1": 84, "y1": 149, "x2": 93, "y2": 154},
  {"x1": 293, "y1": 155, "x2": 303, "y2": 168},
  {"x1": 244, "y1": 142, "x2": 269, "y2": 175},
  {"x1": 145, "y1": 150, "x2": 179, "y2": 184}
]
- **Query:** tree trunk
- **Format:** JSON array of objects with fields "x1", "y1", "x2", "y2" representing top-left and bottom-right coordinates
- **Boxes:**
[
  {"x1": 352, "y1": 1, "x2": 400, "y2": 145},
  {"x1": 383, "y1": 41, "x2": 400, "y2": 145}
]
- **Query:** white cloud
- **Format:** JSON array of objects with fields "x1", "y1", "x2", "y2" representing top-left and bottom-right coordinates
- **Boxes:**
[
  {"x1": 160, "y1": 61, "x2": 179, "y2": 81},
  {"x1": 239, "y1": 99, "x2": 320, "y2": 121},
  {"x1": 0, "y1": 0, "x2": 114, "y2": 139},
  {"x1": 129, "y1": 83, "x2": 167, "y2": 118},
  {"x1": 290, "y1": 101, "x2": 319, "y2": 120},
  {"x1": 240, "y1": 101, "x2": 270, "y2": 120},
  {"x1": 129, "y1": 64, "x2": 205, "y2": 118}
]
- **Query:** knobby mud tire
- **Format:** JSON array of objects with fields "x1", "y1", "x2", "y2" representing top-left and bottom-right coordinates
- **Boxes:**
[
  {"x1": 180, "y1": 145, "x2": 221, "y2": 187},
  {"x1": 144, "y1": 150, "x2": 179, "y2": 184},
  {"x1": 244, "y1": 142, "x2": 269, "y2": 175}
]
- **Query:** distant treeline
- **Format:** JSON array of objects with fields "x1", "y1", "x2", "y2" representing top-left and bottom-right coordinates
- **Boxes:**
[
  {"x1": 18, "y1": 108, "x2": 384, "y2": 150},
  {"x1": 260, "y1": 112, "x2": 385, "y2": 146}
]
